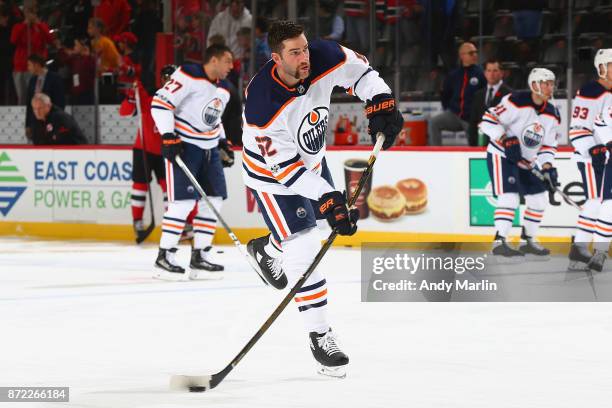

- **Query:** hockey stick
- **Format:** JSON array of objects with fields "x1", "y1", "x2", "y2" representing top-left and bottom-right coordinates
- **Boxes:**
[
  {"x1": 134, "y1": 84, "x2": 156, "y2": 244},
  {"x1": 174, "y1": 155, "x2": 263, "y2": 277},
  {"x1": 529, "y1": 167, "x2": 582, "y2": 211},
  {"x1": 169, "y1": 133, "x2": 386, "y2": 392}
]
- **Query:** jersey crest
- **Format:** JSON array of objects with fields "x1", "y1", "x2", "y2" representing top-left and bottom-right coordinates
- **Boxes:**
[
  {"x1": 297, "y1": 107, "x2": 329, "y2": 155},
  {"x1": 521, "y1": 122, "x2": 544, "y2": 148},
  {"x1": 202, "y1": 98, "x2": 223, "y2": 126}
]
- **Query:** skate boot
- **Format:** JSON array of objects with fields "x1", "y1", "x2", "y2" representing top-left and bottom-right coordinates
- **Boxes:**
[
  {"x1": 588, "y1": 249, "x2": 608, "y2": 273},
  {"x1": 246, "y1": 234, "x2": 287, "y2": 289},
  {"x1": 309, "y1": 329, "x2": 349, "y2": 379},
  {"x1": 154, "y1": 248, "x2": 189, "y2": 281},
  {"x1": 491, "y1": 232, "x2": 524, "y2": 263},
  {"x1": 190, "y1": 246, "x2": 224, "y2": 280},
  {"x1": 568, "y1": 242, "x2": 591, "y2": 271},
  {"x1": 519, "y1": 227, "x2": 550, "y2": 261}
]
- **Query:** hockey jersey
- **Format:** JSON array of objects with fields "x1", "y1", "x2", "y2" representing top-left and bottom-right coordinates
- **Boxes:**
[
  {"x1": 593, "y1": 91, "x2": 612, "y2": 145},
  {"x1": 151, "y1": 64, "x2": 230, "y2": 150},
  {"x1": 242, "y1": 40, "x2": 391, "y2": 200},
  {"x1": 480, "y1": 91, "x2": 561, "y2": 166},
  {"x1": 569, "y1": 80, "x2": 611, "y2": 162}
]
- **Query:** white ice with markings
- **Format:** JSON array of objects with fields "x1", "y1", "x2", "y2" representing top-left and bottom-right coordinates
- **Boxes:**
[{"x1": 1, "y1": 237, "x2": 611, "y2": 408}]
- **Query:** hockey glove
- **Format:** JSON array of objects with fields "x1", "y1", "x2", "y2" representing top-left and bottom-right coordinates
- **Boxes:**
[
  {"x1": 365, "y1": 93, "x2": 404, "y2": 150},
  {"x1": 541, "y1": 166, "x2": 559, "y2": 193},
  {"x1": 318, "y1": 191, "x2": 360, "y2": 236},
  {"x1": 502, "y1": 136, "x2": 522, "y2": 164},
  {"x1": 161, "y1": 132, "x2": 183, "y2": 163},
  {"x1": 218, "y1": 139, "x2": 235, "y2": 168},
  {"x1": 589, "y1": 144, "x2": 606, "y2": 172}
]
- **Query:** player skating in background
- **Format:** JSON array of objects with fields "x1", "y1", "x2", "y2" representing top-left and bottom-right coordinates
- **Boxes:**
[
  {"x1": 568, "y1": 49, "x2": 612, "y2": 270},
  {"x1": 151, "y1": 44, "x2": 235, "y2": 280},
  {"x1": 242, "y1": 20, "x2": 403, "y2": 377},
  {"x1": 480, "y1": 68, "x2": 561, "y2": 261},
  {"x1": 119, "y1": 65, "x2": 175, "y2": 242}
]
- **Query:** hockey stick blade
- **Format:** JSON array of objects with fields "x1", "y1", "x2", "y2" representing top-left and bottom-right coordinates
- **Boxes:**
[
  {"x1": 135, "y1": 221, "x2": 156, "y2": 244},
  {"x1": 168, "y1": 134, "x2": 386, "y2": 392}
]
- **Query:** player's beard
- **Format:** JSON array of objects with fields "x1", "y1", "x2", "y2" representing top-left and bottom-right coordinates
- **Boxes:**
[{"x1": 293, "y1": 64, "x2": 310, "y2": 80}]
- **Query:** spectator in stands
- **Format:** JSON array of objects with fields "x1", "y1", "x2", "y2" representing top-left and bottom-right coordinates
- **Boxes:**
[
  {"x1": 318, "y1": 1, "x2": 344, "y2": 41},
  {"x1": 511, "y1": 0, "x2": 546, "y2": 39},
  {"x1": 25, "y1": 54, "x2": 65, "y2": 139},
  {"x1": 423, "y1": 0, "x2": 460, "y2": 69},
  {"x1": 115, "y1": 32, "x2": 141, "y2": 97},
  {"x1": 10, "y1": 6, "x2": 54, "y2": 105},
  {"x1": 254, "y1": 16, "x2": 271, "y2": 70},
  {"x1": 94, "y1": 0, "x2": 131, "y2": 37},
  {"x1": 345, "y1": 0, "x2": 369, "y2": 55},
  {"x1": 468, "y1": 59, "x2": 512, "y2": 146},
  {"x1": 207, "y1": 0, "x2": 252, "y2": 57},
  {"x1": 61, "y1": 37, "x2": 96, "y2": 105},
  {"x1": 428, "y1": 42, "x2": 485, "y2": 145},
  {"x1": 0, "y1": 5, "x2": 16, "y2": 105},
  {"x1": 88, "y1": 17, "x2": 121, "y2": 73},
  {"x1": 29, "y1": 93, "x2": 87, "y2": 145},
  {"x1": 66, "y1": 0, "x2": 92, "y2": 39}
]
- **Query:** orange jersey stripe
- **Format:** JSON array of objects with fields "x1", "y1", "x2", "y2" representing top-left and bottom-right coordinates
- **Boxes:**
[
  {"x1": 275, "y1": 160, "x2": 305, "y2": 181},
  {"x1": 152, "y1": 98, "x2": 174, "y2": 110},
  {"x1": 242, "y1": 152, "x2": 274, "y2": 176}
]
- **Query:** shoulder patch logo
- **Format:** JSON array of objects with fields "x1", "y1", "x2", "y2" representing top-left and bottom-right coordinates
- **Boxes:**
[
  {"x1": 521, "y1": 122, "x2": 544, "y2": 148},
  {"x1": 297, "y1": 107, "x2": 329, "y2": 155},
  {"x1": 201, "y1": 98, "x2": 223, "y2": 126}
]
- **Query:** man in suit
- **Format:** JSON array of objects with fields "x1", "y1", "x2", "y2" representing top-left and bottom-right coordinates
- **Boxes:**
[
  {"x1": 468, "y1": 59, "x2": 512, "y2": 146},
  {"x1": 25, "y1": 54, "x2": 66, "y2": 140}
]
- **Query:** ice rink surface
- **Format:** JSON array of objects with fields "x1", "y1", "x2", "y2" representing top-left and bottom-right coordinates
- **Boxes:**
[{"x1": 1, "y1": 237, "x2": 612, "y2": 408}]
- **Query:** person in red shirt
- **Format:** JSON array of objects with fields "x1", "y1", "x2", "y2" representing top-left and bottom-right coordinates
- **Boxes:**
[
  {"x1": 115, "y1": 32, "x2": 142, "y2": 97},
  {"x1": 120, "y1": 65, "x2": 174, "y2": 241},
  {"x1": 58, "y1": 37, "x2": 97, "y2": 105},
  {"x1": 94, "y1": 0, "x2": 131, "y2": 38},
  {"x1": 10, "y1": 6, "x2": 54, "y2": 105}
]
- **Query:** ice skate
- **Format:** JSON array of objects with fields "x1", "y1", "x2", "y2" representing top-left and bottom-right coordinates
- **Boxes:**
[
  {"x1": 309, "y1": 329, "x2": 349, "y2": 379},
  {"x1": 246, "y1": 234, "x2": 287, "y2": 289},
  {"x1": 190, "y1": 247, "x2": 224, "y2": 280},
  {"x1": 567, "y1": 243, "x2": 591, "y2": 271},
  {"x1": 519, "y1": 227, "x2": 550, "y2": 261},
  {"x1": 154, "y1": 248, "x2": 191, "y2": 281},
  {"x1": 491, "y1": 232, "x2": 524, "y2": 263},
  {"x1": 588, "y1": 249, "x2": 608, "y2": 273}
]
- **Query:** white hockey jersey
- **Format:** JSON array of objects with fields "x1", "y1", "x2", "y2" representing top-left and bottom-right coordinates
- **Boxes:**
[
  {"x1": 480, "y1": 91, "x2": 561, "y2": 167},
  {"x1": 569, "y1": 80, "x2": 611, "y2": 161},
  {"x1": 593, "y1": 91, "x2": 612, "y2": 145},
  {"x1": 151, "y1": 64, "x2": 230, "y2": 149},
  {"x1": 241, "y1": 40, "x2": 391, "y2": 200}
]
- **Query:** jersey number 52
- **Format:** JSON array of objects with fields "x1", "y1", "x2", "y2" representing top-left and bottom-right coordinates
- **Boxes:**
[{"x1": 255, "y1": 136, "x2": 277, "y2": 157}]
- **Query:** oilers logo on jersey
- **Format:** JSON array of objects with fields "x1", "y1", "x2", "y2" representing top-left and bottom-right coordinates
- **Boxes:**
[
  {"x1": 521, "y1": 122, "x2": 544, "y2": 148},
  {"x1": 202, "y1": 98, "x2": 223, "y2": 126},
  {"x1": 298, "y1": 107, "x2": 329, "y2": 155}
]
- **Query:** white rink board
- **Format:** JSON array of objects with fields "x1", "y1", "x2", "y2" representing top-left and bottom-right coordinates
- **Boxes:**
[{"x1": 0, "y1": 147, "x2": 584, "y2": 238}]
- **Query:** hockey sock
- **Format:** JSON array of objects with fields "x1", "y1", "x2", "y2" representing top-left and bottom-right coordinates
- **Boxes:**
[
  {"x1": 593, "y1": 199, "x2": 612, "y2": 251},
  {"x1": 160, "y1": 199, "x2": 195, "y2": 249},
  {"x1": 194, "y1": 197, "x2": 222, "y2": 249},
  {"x1": 574, "y1": 198, "x2": 600, "y2": 244},
  {"x1": 264, "y1": 235, "x2": 283, "y2": 257},
  {"x1": 523, "y1": 192, "x2": 547, "y2": 238},
  {"x1": 282, "y1": 227, "x2": 330, "y2": 334},
  {"x1": 494, "y1": 193, "x2": 519, "y2": 238},
  {"x1": 131, "y1": 182, "x2": 148, "y2": 221}
]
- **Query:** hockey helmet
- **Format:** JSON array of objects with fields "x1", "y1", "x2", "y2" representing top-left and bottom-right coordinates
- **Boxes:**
[
  {"x1": 594, "y1": 49, "x2": 612, "y2": 79},
  {"x1": 527, "y1": 68, "x2": 555, "y2": 96}
]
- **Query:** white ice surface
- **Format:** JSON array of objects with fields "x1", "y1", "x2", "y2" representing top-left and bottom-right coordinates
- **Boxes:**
[{"x1": 1, "y1": 238, "x2": 611, "y2": 408}]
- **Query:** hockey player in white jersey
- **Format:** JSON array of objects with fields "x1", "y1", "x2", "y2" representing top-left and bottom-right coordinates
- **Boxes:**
[
  {"x1": 151, "y1": 44, "x2": 235, "y2": 280},
  {"x1": 568, "y1": 49, "x2": 612, "y2": 270},
  {"x1": 479, "y1": 68, "x2": 561, "y2": 260},
  {"x1": 242, "y1": 20, "x2": 403, "y2": 376}
]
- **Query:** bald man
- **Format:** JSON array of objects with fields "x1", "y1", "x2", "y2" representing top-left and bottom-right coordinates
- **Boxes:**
[{"x1": 428, "y1": 42, "x2": 486, "y2": 145}]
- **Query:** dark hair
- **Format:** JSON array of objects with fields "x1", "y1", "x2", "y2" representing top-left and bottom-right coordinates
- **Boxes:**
[
  {"x1": 268, "y1": 20, "x2": 304, "y2": 54},
  {"x1": 484, "y1": 58, "x2": 501, "y2": 69},
  {"x1": 27, "y1": 54, "x2": 45, "y2": 66},
  {"x1": 203, "y1": 44, "x2": 232, "y2": 64},
  {"x1": 256, "y1": 16, "x2": 269, "y2": 33}
]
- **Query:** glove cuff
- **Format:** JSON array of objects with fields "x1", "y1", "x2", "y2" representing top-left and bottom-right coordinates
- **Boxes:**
[{"x1": 318, "y1": 191, "x2": 346, "y2": 215}]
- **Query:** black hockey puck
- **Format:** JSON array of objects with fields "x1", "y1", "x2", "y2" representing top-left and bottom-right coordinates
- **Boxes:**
[{"x1": 189, "y1": 386, "x2": 207, "y2": 392}]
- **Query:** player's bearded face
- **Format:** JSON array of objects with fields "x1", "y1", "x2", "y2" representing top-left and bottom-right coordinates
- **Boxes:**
[{"x1": 279, "y1": 35, "x2": 310, "y2": 80}]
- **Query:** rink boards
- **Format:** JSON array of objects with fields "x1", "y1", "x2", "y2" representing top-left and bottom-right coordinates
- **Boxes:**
[{"x1": 0, "y1": 145, "x2": 582, "y2": 243}]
